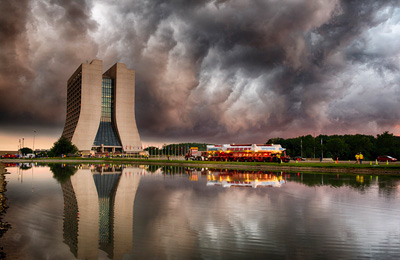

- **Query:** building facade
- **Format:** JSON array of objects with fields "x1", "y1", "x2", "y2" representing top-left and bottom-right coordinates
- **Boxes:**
[{"x1": 62, "y1": 60, "x2": 142, "y2": 154}]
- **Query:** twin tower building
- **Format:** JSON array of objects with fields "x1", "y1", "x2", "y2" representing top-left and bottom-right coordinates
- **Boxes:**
[{"x1": 62, "y1": 60, "x2": 142, "y2": 155}]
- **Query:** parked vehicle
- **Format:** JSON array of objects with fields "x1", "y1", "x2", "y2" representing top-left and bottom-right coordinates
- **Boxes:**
[
  {"x1": 291, "y1": 156, "x2": 306, "y2": 161},
  {"x1": 1, "y1": 154, "x2": 18, "y2": 159},
  {"x1": 185, "y1": 147, "x2": 208, "y2": 161},
  {"x1": 23, "y1": 153, "x2": 36, "y2": 159},
  {"x1": 377, "y1": 155, "x2": 397, "y2": 162}
]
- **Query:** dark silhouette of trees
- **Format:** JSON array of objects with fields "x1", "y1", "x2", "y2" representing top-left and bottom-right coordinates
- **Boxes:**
[
  {"x1": 19, "y1": 147, "x2": 33, "y2": 155},
  {"x1": 49, "y1": 136, "x2": 78, "y2": 157},
  {"x1": 266, "y1": 131, "x2": 399, "y2": 160},
  {"x1": 376, "y1": 132, "x2": 400, "y2": 159},
  {"x1": 326, "y1": 136, "x2": 348, "y2": 159}
]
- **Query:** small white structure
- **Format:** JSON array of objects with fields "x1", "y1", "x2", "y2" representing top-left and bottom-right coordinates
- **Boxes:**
[{"x1": 23, "y1": 153, "x2": 35, "y2": 159}]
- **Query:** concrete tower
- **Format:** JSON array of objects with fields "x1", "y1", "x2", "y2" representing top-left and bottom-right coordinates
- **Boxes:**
[{"x1": 62, "y1": 60, "x2": 142, "y2": 155}]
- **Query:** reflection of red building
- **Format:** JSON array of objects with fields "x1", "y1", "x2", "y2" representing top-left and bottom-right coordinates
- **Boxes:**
[{"x1": 207, "y1": 170, "x2": 286, "y2": 188}]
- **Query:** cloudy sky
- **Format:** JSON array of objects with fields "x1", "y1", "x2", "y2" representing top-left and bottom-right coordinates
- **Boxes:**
[{"x1": 1, "y1": 0, "x2": 400, "y2": 150}]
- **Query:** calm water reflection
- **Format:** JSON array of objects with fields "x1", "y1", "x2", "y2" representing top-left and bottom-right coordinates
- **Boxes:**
[{"x1": 1, "y1": 163, "x2": 400, "y2": 259}]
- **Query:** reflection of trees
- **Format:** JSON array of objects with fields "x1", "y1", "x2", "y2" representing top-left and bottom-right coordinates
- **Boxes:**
[
  {"x1": 0, "y1": 166, "x2": 11, "y2": 259},
  {"x1": 142, "y1": 165, "x2": 188, "y2": 174},
  {"x1": 161, "y1": 165, "x2": 187, "y2": 175},
  {"x1": 287, "y1": 173, "x2": 372, "y2": 189},
  {"x1": 147, "y1": 165, "x2": 160, "y2": 173},
  {"x1": 19, "y1": 164, "x2": 32, "y2": 170},
  {"x1": 378, "y1": 177, "x2": 400, "y2": 197},
  {"x1": 49, "y1": 164, "x2": 78, "y2": 184},
  {"x1": 287, "y1": 173, "x2": 400, "y2": 194}
]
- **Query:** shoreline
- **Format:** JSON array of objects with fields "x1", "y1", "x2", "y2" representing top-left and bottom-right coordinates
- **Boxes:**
[{"x1": 2, "y1": 158, "x2": 400, "y2": 175}]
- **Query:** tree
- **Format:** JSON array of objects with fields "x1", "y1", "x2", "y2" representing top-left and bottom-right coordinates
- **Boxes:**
[
  {"x1": 376, "y1": 131, "x2": 400, "y2": 158},
  {"x1": 19, "y1": 147, "x2": 33, "y2": 155},
  {"x1": 301, "y1": 135, "x2": 315, "y2": 158},
  {"x1": 344, "y1": 134, "x2": 374, "y2": 160},
  {"x1": 326, "y1": 136, "x2": 348, "y2": 159},
  {"x1": 50, "y1": 136, "x2": 78, "y2": 157}
]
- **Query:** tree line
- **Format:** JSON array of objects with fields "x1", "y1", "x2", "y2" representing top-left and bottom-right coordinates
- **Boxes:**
[{"x1": 266, "y1": 131, "x2": 400, "y2": 161}]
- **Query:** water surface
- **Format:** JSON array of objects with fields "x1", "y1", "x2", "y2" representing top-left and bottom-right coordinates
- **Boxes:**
[{"x1": 1, "y1": 164, "x2": 400, "y2": 259}]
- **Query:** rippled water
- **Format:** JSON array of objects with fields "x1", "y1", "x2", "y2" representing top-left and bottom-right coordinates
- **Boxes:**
[{"x1": 1, "y1": 164, "x2": 400, "y2": 259}]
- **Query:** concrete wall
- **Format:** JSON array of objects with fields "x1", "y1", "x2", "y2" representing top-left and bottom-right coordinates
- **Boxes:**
[
  {"x1": 104, "y1": 63, "x2": 142, "y2": 152},
  {"x1": 71, "y1": 60, "x2": 102, "y2": 153}
]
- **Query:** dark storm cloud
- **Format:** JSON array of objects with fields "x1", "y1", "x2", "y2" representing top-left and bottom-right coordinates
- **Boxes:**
[
  {"x1": 119, "y1": 0, "x2": 400, "y2": 142},
  {"x1": 1, "y1": 0, "x2": 400, "y2": 144},
  {"x1": 0, "y1": 0, "x2": 98, "y2": 130},
  {"x1": 108, "y1": 0, "x2": 338, "y2": 141},
  {"x1": 0, "y1": 0, "x2": 33, "y2": 123}
]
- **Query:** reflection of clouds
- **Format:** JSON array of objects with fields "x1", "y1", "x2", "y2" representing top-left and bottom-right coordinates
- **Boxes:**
[
  {"x1": 152, "y1": 189, "x2": 197, "y2": 259},
  {"x1": 2, "y1": 166, "x2": 68, "y2": 259},
  {"x1": 4, "y1": 165, "x2": 400, "y2": 259},
  {"x1": 138, "y1": 183, "x2": 280, "y2": 257},
  {"x1": 134, "y1": 175, "x2": 400, "y2": 258},
  {"x1": 280, "y1": 184, "x2": 400, "y2": 258}
]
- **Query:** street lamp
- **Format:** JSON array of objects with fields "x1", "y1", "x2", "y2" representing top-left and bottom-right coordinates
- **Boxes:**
[
  {"x1": 33, "y1": 130, "x2": 36, "y2": 151},
  {"x1": 321, "y1": 138, "x2": 323, "y2": 160},
  {"x1": 300, "y1": 139, "x2": 303, "y2": 158}
]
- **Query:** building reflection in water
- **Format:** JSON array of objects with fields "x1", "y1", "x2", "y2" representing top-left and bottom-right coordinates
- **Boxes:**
[
  {"x1": 60, "y1": 164, "x2": 141, "y2": 260},
  {"x1": 206, "y1": 169, "x2": 286, "y2": 188}
]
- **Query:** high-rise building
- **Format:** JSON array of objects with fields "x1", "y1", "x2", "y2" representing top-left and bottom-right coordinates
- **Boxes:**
[{"x1": 62, "y1": 60, "x2": 142, "y2": 155}]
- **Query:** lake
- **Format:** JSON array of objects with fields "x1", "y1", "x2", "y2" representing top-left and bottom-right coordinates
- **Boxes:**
[{"x1": 1, "y1": 163, "x2": 400, "y2": 259}]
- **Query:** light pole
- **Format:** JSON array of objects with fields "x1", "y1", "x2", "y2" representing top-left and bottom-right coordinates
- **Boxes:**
[
  {"x1": 301, "y1": 139, "x2": 303, "y2": 158},
  {"x1": 321, "y1": 138, "x2": 323, "y2": 159},
  {"x1": 313, "y1": 133, "x2": 316, "y2": 159},
  {"x1": 313, "y1": 140, "x2": 315, "y2": 159},
  {"x1": 33, "y1": 130, "x2": 36, "y2": 151}
]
